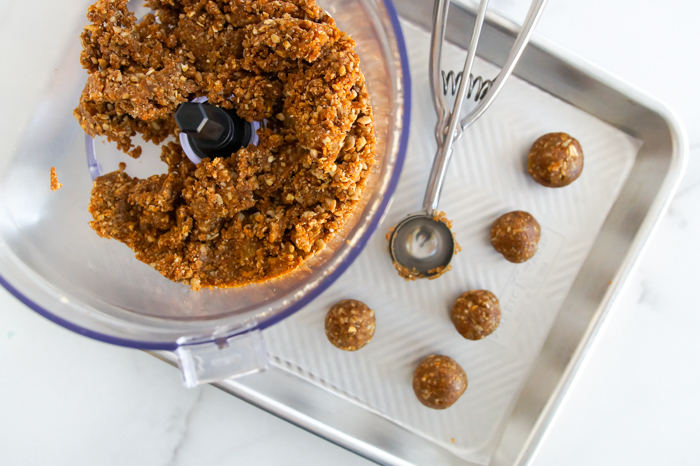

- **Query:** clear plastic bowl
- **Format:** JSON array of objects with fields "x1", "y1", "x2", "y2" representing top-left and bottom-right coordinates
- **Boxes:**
[{"x1": 0, "y1": 0, "x2": 410, "y2": 384}]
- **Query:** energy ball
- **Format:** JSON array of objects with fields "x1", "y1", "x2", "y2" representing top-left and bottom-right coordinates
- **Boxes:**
[
  {"x1": 527, "y1": 132, "x2": 584, "y2": 188},
  {"x1": 490, "y1": 211, "x2": 541, "y2": 263},
  {"x1": 412, "y1": 355, "x2": 468, "y2": 409},
  {"x1": 450, "y1": 290, "x2": 501, "y2": 340},
  {"x1": 325, "y1": 299, "x2": 376, "y2": 351}
]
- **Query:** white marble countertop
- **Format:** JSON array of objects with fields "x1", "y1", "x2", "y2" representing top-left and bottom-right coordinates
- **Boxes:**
[{"x1": 1, "y1": 0, "x2": 700, "y2": 464}]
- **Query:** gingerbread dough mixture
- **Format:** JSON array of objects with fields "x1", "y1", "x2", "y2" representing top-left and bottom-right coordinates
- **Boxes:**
[{"x1": 75, "y1": 0, "x2": 376, "y2": 290}]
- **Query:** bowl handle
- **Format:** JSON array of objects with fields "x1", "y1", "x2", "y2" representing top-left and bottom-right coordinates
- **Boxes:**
[{"x1": 175, "y1": 330, "x2": 268, "y2": 388}]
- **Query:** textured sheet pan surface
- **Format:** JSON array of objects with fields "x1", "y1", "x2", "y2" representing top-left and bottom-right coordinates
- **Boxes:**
[{"x1": 261, "y1": 20, "x2": 641, "y2": 464}]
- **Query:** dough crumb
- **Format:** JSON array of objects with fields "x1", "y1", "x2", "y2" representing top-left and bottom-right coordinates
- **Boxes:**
[{"x1": 50, "y1": 167, "x2": 62, "y2": 191}]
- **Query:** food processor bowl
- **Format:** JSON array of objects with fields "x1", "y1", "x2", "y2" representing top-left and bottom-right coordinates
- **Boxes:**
[{"x1": 0, "y1": 0, "x2": 410, "y2": 386}]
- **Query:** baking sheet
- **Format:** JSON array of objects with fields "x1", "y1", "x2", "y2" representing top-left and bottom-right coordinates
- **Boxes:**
[{"x1": 262, "y1": 20, "x2": 641, "y2": 465}]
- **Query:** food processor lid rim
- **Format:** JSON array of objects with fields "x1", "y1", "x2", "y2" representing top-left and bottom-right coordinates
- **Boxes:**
[{"x1": 0, "y1": 0, "x2": 412, "y2": 351}]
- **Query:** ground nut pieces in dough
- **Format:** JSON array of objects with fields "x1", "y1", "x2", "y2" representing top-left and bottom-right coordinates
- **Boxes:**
[
  {"x1": 325, "y1": 299, "x2": 376, "y2": 351},
  {"x1": 242, "y1": 18, "x2": 340, "y2": 73},
  {"x1": 282, "y1": 39, "x2": 367, "y2": 169},
  {"x1": 80, "y1": 0, "x2": 376, "y2": 290}
]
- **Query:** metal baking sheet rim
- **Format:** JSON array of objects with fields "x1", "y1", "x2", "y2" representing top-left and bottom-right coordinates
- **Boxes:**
[{"x1": 153, "y1": 1, "x2": 688, "y2": 465}]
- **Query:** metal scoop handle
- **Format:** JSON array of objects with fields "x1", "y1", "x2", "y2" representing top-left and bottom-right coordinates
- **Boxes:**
[{"x1": 423, "y1": 0, "x2": 548, "y2": 216}]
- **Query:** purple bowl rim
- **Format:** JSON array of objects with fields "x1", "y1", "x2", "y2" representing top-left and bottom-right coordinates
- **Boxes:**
[{"x1": 1, "y1": 0, "x2": 412, "y2": 351}]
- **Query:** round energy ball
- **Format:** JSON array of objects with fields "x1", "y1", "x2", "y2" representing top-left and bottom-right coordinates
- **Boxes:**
[
  {"x1": 412, "y1": 355, "x2": 468, "y2": 409},
  {"x1": 490, "y1": 211, "x2": 541, "y2": 263},
  {"x1": 527, "y1": 132, "x2": 584, "y2": 188},
  {"x1": 325, "y1": 299, "x2": 376, "y2": 351},
  {"x1": 450, "y1": 290, "x2": 501, "y2": 340}
]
